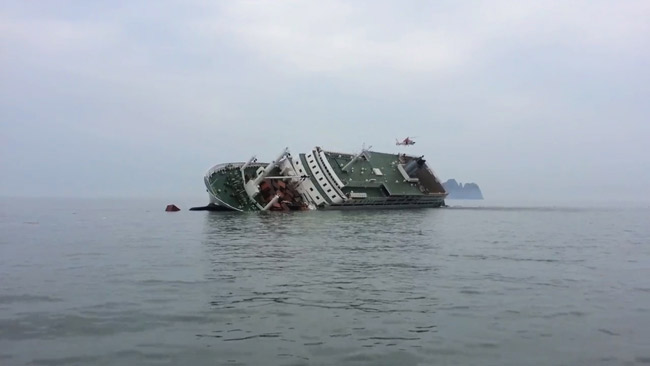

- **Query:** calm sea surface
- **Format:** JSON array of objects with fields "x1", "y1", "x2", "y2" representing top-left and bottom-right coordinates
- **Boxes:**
[{"x1": 1, "y1": 198, "x2": 649, "y2": 366}]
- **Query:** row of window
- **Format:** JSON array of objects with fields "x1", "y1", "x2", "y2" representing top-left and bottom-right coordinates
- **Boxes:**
[
  {"x1": 311, "y1": 152, "x2": 343, "y2": 200},
  {"x1": 317, "y1": 151, "x2": 344, "y2": 190},
  {"x1": 307, "y1": 153, "x2": 338, "y2": 200},
  {"x1": 296, "y1": 155, "x2": 324, "y2": 203}
]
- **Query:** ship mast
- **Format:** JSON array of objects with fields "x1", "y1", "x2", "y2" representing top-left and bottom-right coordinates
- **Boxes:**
[{"x1": 342, "y1": 144, "x2": 371, "y2": 172}]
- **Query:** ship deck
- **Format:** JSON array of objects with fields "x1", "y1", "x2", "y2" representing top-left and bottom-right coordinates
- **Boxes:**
[
  {"x1": 321, "y1": 150, "x2": 446, "y2": 197},
  {"x1": 205, "y1": 163, "x2": 265, "y2": 211}
]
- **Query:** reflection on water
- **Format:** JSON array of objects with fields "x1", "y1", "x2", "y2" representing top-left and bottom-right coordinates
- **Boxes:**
[{"x1": 199, "y1": 210, "x2": 445, "y2": 365}]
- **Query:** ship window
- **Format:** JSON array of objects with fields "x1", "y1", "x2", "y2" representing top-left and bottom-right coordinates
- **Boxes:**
[
  {"x1": 323, "y1": 183, "x2": 328, "y2": 187},
  {"x1": 309, "y1": 159, "x2": 314, "y2": 164},
  {"x1": 316, "y1": 195, "x2": 320, "y2": 199},
  {"x1": 296, "y1": 161, "x2": 300, "y2": 165},
  {"x1": 315, "y1": 171, "x2": 320, "y2": 175},
  {"x1": 319, "y1": 177, "x2": 323, "y2": 181},
  {"x1": 299, "y1": 169, "x2": 303, "y2": 173},
  {"x1": 331, "y1": 195, "x2": 336, "y2": 198},
  {"x1": 327, "y1": 189, "x2": 332, "y2": 192},
  {"x1": 310, "y1": 187, "x2": 314, "y2": 191}
]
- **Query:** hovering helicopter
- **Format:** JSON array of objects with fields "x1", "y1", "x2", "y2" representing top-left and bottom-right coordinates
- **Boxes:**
[{"x1": 395, "y1": 137, "x2": 416, "y2": 146}]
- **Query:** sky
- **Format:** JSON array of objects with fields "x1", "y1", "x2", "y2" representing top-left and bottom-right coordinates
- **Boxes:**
[{"x1": 1, "y1": 1, "x2": 649, "y2": 202}]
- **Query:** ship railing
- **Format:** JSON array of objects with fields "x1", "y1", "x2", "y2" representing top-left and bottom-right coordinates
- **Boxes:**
[{"x1": 204, "y1": 162, "x2": 246, "y2": 178}]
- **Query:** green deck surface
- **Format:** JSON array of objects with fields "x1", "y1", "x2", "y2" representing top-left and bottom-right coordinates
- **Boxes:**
[
  {"x1": 323, "y1": 150, "x2": 434, "y2": 197},
  {"x1": 206, "y1": 164, "x2": 264, "y2": 211}
]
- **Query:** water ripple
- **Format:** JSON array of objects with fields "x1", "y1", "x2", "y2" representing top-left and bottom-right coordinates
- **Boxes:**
[{"x1": 1, "y1": 201, "x2": 649, "y2": 365}]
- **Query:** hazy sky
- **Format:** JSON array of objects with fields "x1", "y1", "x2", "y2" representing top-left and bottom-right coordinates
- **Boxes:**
[{"x1": 2, "y1": 1, "x2": 649, "y2": 202}]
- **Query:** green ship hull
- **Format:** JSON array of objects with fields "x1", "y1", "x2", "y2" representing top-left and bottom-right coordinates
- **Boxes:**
[{"x1": 203, "y1": 146, "x2": 447, "y2": 212}]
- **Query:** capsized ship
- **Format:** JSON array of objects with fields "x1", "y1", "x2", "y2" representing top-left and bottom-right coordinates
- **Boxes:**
[{"x1": 203, "y1": 146, "x2": 447, "y2": 212}]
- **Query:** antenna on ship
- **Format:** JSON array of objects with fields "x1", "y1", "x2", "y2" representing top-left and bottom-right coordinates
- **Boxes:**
[
  {"x1": 362, "y1": 142, "x2": 372, "y2": 159},
  {"x1": 342, "y1": 143, "x2": 372, "y2": 172}
]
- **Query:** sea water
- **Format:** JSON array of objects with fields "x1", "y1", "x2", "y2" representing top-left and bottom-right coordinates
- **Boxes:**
[{"x1": 1, "y1": 198, "x2": 649, "y2": 365}]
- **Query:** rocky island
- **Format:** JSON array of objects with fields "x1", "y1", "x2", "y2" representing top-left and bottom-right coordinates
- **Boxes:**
[{"x1": 442, "y1": 179, "x2": 484, "y2": 199}]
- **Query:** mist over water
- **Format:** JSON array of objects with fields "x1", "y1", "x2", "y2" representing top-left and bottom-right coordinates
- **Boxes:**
[{"x1": 1, "y1": 198, "x2": 649, "y2": 365}]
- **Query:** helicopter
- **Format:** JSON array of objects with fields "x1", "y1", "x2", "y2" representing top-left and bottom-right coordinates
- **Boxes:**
[{"x1": 395, "y1": 137, "x2": 416, "y2": 146}]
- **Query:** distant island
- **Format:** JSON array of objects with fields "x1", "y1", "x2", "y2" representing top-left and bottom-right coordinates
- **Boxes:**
[{"x1": 442, "y1": 179, "x2": 484, "y2": 199}]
